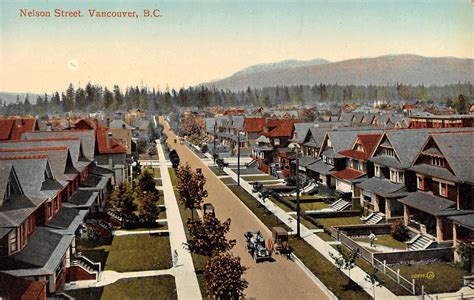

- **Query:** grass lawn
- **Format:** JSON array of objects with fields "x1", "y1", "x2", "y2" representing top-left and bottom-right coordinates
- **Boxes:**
[
  {"x1": 220, "y1": 177, "x2": 236, "y2": 185},
  {"x1": 65, "y1": 275, "x2": 177, "y2": 300},
  {"x1": 209, "y1": 166, "x2": 227, "y2": 176},
  {"x1": 85, "y1": 235, "x2": 172, "y2": 272},
  {"x1": 354, "y1": 234, "x2": 407, "y2": 250},
  {"x1": 300, "y1": 201, "x2": 329, "y2": 211},
  {"x1": 316, "y1": 216, "x2": 363, "y2": 228},
  {"x1": 335, "y1": 244, "x2": 409, "y2": 296},
  {"x1": 315, "y1": 232, "x2": 334, "y2": 242},
  {"x1": 169, "y1": 168, "x2": 178, "y2": 186},
  {"x1": 270, "y1": 197, "x2": 292, "y2": 212},
  {"x1": 241, "y1": 175, "x2": 277, "y2": 181},
  {"x1": 154, "y1": 179, "x2": 163, "y2": 186},
  {"x1": 153, "y1": 167, "x2": 161, "y2": 179},
  {"x1": 397, "y1": 263, "x2": 466, "y2": 294},
  {"x1": 158, "y1": 193, "x2": 165, "y2": 205},
  {"x1": 289, "y1": 237, "x2": 370, "y2": 300}
]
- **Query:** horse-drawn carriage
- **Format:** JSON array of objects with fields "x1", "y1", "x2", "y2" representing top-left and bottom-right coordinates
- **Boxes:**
[{"x1": 244, "y1": 231, "x2": 272, "y2": 263}]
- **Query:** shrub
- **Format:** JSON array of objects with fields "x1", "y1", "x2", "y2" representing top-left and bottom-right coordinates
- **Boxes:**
[{"x1": 391, "y1": 220, "x2": 409, "y2": 242}]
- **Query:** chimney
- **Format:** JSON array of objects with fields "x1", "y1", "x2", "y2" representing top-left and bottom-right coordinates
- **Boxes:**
[
  {"x1": 107, "y1": 117, "x2": 111, "y2": 128},
  {"x1": 106, "y1": 132, "x2": 113, "y2": 149}
]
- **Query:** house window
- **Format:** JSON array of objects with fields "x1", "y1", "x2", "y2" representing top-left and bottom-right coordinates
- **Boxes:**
[
  {"x1": 432, "y1": 156, "x2": 444, "y2": 167},
  {"x1": 54, "y1": 197, "x2": 59, "y2": 212},
  {"x1": 417, "y1": 176, "x2": 424, "y2": 190},
  {"x1": 358, "y1": 163, "x2": 364, "y2": 171},
  {"x1": 390, "y1": 169, "x2": 404, "y2": 183},
  {"x1": 374, "y1": 165, "x2": 380, "y2": 177},
  {"x1": 349, "y1": 159, "x2": 355, "y2": 169},
  {"x1": 355, "y1": 143, "x2": 363, "y2": 151},
  {"x1": 439, "y1": 182, "x2": 448, "y2": 197},
  {"x1": 274, "y1": 138, "x2": 280, "y2": 146},
  {"x1": 9, "y1": 230, "x2": 17, "y2": 253},
  {"x1": 47, "y1": 201, "x2": 52, "y2": 218}
]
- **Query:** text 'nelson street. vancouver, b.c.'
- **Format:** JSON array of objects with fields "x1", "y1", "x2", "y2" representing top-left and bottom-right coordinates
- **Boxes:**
[{"x1": 19, "y1": 8, "x2": 162, "y2": 18}]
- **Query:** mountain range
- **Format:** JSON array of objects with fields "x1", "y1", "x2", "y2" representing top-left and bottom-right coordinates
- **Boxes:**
[{"x1": 203, "y1": 54, "x2": 474, "y2": 90}]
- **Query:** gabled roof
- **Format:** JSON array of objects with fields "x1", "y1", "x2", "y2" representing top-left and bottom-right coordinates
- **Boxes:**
[
  {"x1": 243, "y1": 117, "x2": 266, "y2": 133},
  {"x1": 303, "y1": 127, "x2": 328, "y2": 149},
  {"x1": 427, "y1": 132, "x2": 474, "y2": 183},
  {"x1": 291, "y1": 123, "x2": 314, "y2": 143},
  {"x1": 0, "y1": 146, "x2": 78, "y2": 185},
  {"x1": 96, "y1": 128, "x2": 127, "y2": 154},
  {"x1": 0, "y1": 119, "x2": 37, "y2": 141},
  {"x1": 109, "y1": 119, "x2": 134, "y2": 129},
  {"x1": 339, "y1": 134, "x2": 382, "y2": 160},
  {"x1": 323, "y1": 129, "x2": 380, "y2": 158},
  {"x1": 262, "y1": 119, "x2": 299, "y2": 138},
  {"x1": 22, "y1": 130, "x2": 96, "y2": 160}
]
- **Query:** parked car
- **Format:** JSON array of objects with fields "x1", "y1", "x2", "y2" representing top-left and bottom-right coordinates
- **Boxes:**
[
  {"x1": 169, "y1": 149, "x2": 180, "y2": 168},
  {"x1": 244, "y1": 230, "x2": 272, "y2": 262}
]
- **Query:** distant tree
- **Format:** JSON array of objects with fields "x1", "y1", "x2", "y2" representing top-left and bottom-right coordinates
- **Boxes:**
[
  {"x1": 185, "y1": 213, "x2": 236, "y2": 257},
  {"x1": 66, "y1": 84, "x2": 75, "y2": 112},
  {"x1": 454, "y1": 94, "x2": 468, "y2": 114},
  {"x1": 23, "y1": 94, "x2": 31, "y2": 114},
  {"x1": 75, "y1": 87, "x2": 86, "y2": 111},
  {"x1": 205, "y1": 252, "x2": 248, "y2": 299},
  {"x1": 114, "y1": 85, "x2": 123, "y2": 110},
  {"x1": 176, "y1": 163, "x2": 208, "y2": 221},
  {"x1": 446, "y1": 97, "x2": 453, "y2": 108},
  {"x1": 103, "y1": 87, "x2": 114, "y2": 111}
]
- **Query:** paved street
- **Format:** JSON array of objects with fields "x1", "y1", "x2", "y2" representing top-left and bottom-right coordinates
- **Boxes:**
[{"x1": 161, "y1": 117, "x2": 329, "y2": 300}]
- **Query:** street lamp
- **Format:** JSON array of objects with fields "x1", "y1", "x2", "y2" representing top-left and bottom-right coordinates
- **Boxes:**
[{"x1": 289, "y1": 142, "x2": 301, "y2": 238}]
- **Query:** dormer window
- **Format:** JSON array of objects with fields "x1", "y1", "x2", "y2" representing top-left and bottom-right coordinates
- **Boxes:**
[
  {"x1": 417, "y1": 175, "x2": 425, "y2": 190},
  {"x1": 355, "y1": 143, "x2": 363, "y2": 151},
  {"x1": 384, "y1": 148, "x2": 395, "y2": 157}
]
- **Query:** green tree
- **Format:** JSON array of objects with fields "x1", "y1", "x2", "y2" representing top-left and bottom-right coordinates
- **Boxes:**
[
  {"x1": 109, "y1": 182, "x2": 136, "y2": 223},
  {"x1": 365, "y1": 268, "x2": 383, "y2": 300},
  {"x1": 177, "y1": 163, "x2": 208, "y2": 221},
  {"x1": 329, "y1": 245, "x2": 357, "y2": 279},
  {"x1": 205, "y1": 252, "x2": 248, "y2": 299},
  {"x1": 65, "y1": 84, "x2": 75, "y2": 112},
  {"x1": 185, "y1": 214, "x2": 236, "y2": 257},
  {"x1": 138, "y1": 169, "x2": 157, "y2": 194},
  {"x1": 135, "y1": 188, "x2": 160, "y2": 225}
]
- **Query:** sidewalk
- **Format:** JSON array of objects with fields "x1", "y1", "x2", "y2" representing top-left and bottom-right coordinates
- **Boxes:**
[
  {"x1": 156, "y1": 139, "x2": 202, "y2": 300},
  {"x1": 64, "y1": 269, "x2": 173, "y2": 290}
]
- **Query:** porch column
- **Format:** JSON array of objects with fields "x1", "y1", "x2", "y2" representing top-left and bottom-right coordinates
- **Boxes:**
[
  {"x1": 385, "y1": 199, "x2": 392, "y2": 219},
  {"x1": 403, "y1": 205, "x2": 409, "y2": 226},
  {"x1": 374, "y1": 196, "x2": 380, "y2": 212},
  {"x1": 436, "y1": 217, "x2": 443, "y2": 242},
  {"x1": 453, "y1": 224, "x2": 460, "y2": 263}
]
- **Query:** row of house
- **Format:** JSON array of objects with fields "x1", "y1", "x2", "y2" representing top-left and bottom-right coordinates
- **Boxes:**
[
  {"x1": 0, "y1": 117, "x2": 129, "y2": 298},
  {"x1": 206, "y1": 113, "x2": 474, "y2": 259}
]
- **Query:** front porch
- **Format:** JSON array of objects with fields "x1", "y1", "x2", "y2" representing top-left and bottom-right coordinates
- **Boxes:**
[{"x1": 399, "y1": 192, "x2": 456, "y2": 243}]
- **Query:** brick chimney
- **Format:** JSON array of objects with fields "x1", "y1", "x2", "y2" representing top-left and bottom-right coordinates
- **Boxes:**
[{"x1": 106, "y1": 132, "x2": 113, "y2": 149}]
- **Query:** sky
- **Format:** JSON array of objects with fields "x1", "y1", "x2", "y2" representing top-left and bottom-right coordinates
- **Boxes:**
[{"x1": 0, "y1": 0, "x2": 472, "y2": 94}]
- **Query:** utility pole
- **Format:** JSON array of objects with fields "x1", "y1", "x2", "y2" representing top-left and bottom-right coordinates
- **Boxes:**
[
  {"x1": 237, "y1": 133, "x2": 241, "y2": 186},
  {"x1": 296, "y1": 154, "x2": 300, "y2": 238},
  {"x1": 213, "y1": 121, "x2": 217, "y2": 164}
]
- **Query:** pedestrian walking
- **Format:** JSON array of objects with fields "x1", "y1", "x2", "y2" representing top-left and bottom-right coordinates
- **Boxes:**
[{"x1": 173, "y1": 250, "x2": 179, "y2": 267}]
